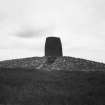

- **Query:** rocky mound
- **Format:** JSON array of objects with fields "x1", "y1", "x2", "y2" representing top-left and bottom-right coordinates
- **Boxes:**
[{"x1": 0, "y1": 56, "x2": 105, "y2": 71}]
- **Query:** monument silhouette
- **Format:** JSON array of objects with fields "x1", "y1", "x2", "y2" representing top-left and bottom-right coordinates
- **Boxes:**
[{"x1": 45, "y1": 37, "x2": 63, "y2": 64}]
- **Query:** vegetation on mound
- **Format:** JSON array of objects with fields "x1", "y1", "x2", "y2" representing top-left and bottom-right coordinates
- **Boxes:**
[{"x1": 0, "y1": 68, "x2": 105, "y2": 105}]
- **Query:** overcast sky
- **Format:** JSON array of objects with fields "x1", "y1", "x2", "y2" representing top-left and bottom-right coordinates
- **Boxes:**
[{"x1": 0, "y1": 0, "x2": 105, "y2": 62}]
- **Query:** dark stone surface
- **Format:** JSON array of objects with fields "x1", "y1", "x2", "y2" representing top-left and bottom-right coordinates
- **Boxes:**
[
  {"x1": 45, "y1": 37, "x2": 63, "y2": 57},
  {"x1": 45, "y1": 56, "x2": 57, "y2": 65}
]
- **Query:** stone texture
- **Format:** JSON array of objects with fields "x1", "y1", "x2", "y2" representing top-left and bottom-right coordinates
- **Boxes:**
[
  {"x1": 45, "y1": 37, "x2": 63, "y2": 57},
  {"x1": 0, "y1": 57, "x2": 105, "y2": 71}
]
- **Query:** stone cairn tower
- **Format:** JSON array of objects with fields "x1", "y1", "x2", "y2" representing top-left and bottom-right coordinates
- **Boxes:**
[{"x1": 45, "y1": 37, "x2": 63, "y2": 64}]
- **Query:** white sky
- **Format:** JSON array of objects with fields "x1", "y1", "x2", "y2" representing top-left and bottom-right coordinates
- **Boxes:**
[{"x1": 0, "y1": 0, "x2": 105, "y2": 63}]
